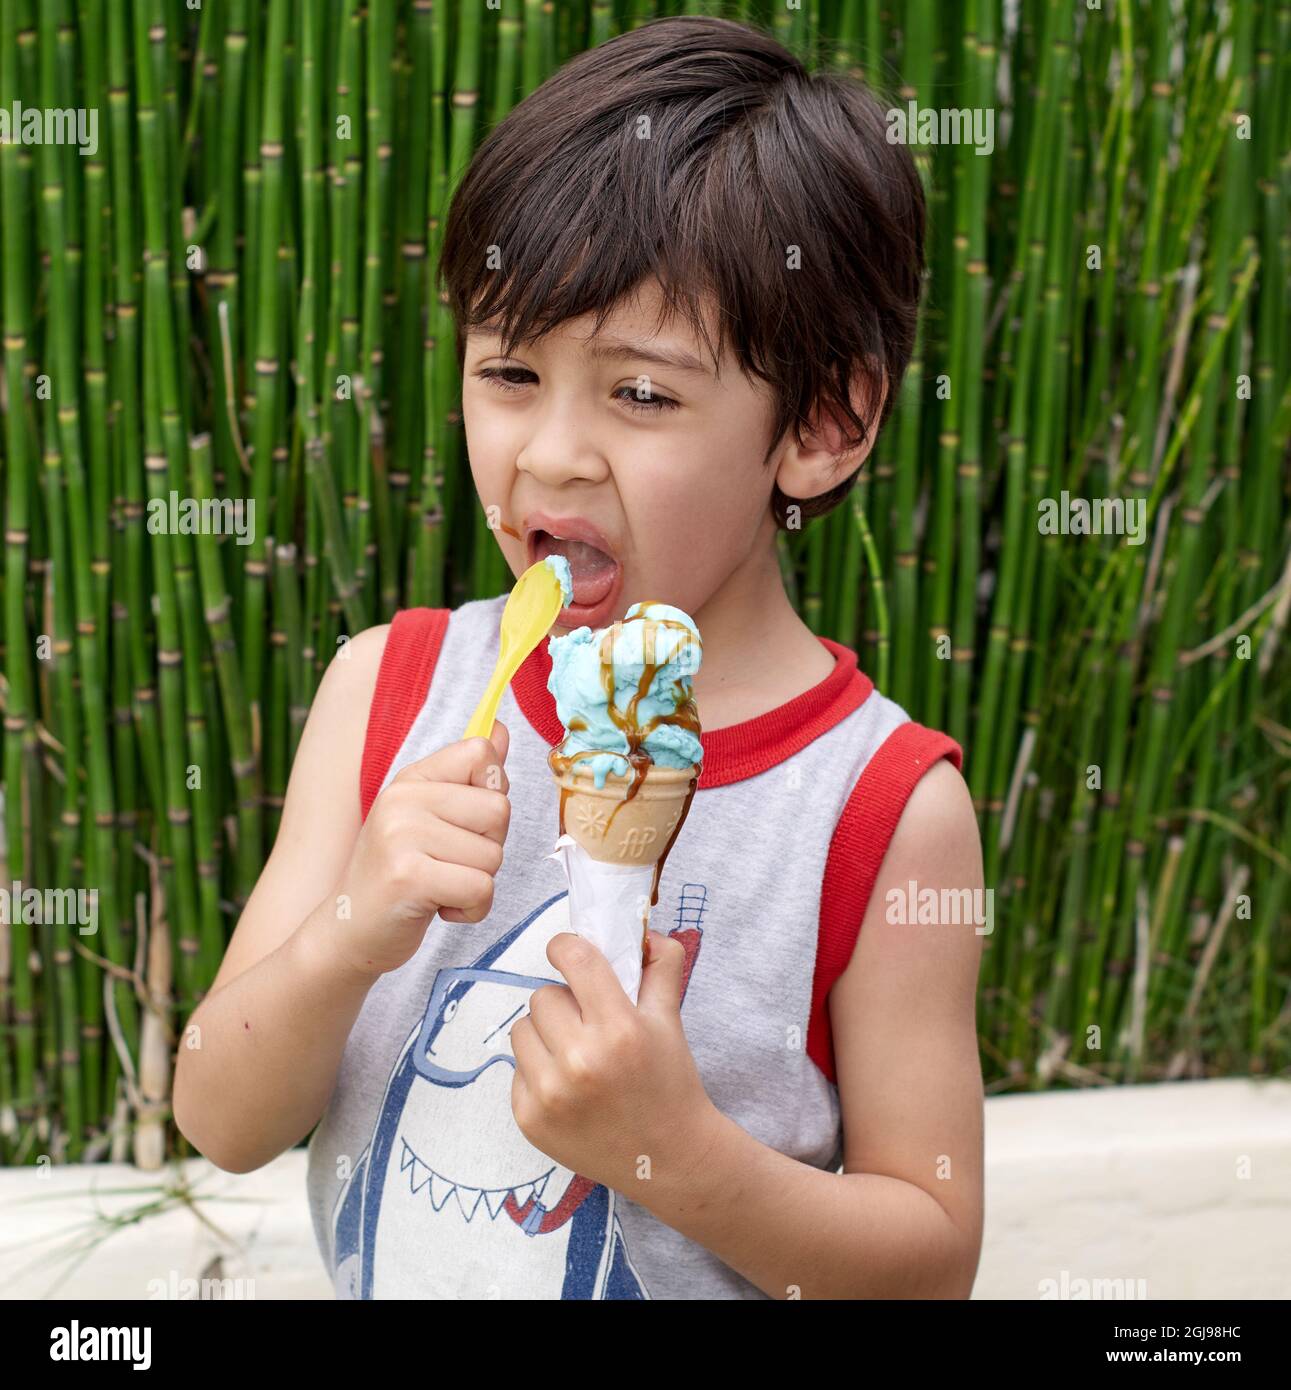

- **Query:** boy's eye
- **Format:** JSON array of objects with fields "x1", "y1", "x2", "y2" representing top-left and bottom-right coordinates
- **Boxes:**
[
  {"x1": 475, "y1": 366, "x2": 534, "y2": 394},
  {"x1": 613, "y1": 384, "x2": 679, "y2": 414}
]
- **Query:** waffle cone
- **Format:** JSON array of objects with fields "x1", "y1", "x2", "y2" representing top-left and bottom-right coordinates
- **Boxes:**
[{"x1": 551, "y1": 761, "x2": 697, "y2": 866}]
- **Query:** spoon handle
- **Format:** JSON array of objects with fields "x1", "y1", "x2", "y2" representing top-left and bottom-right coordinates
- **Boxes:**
[
  {"x1": 462, "y1": 662, "x2": 512, "y2": 741},
  {"x1": 462, "y1": 631, "x2": 526, "y2": 740}
]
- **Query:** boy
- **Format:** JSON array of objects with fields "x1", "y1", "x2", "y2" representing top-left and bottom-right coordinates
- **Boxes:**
[{"x1": 174, "y1": 16, "x2": 985, "y2": 1300}]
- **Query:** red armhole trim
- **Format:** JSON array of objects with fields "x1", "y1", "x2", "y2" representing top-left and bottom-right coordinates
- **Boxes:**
[
  {"x1": 359, "y1": 608, "x2": 451, "y2": 821},
  {"x1": 807, "y1": 722, "x2": 965, "y2": 1085}
]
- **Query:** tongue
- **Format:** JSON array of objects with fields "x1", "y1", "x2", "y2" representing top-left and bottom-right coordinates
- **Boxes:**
[{"x1": 545, "y1": 536, "x2": 616, "y2": 606}]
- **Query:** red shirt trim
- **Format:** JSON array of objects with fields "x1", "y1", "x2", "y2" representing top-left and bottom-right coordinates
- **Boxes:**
[
  {"x1": 807, "y1": 721, "x2": 965, "y2": 1085},
  {"x1": 359, "y1": 608, "x2": 451, "y2": 820}
]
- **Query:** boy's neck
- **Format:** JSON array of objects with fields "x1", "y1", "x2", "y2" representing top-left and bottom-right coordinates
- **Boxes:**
[{"x1": 689, "y1": 514, "x2": 837, "y2": 732}]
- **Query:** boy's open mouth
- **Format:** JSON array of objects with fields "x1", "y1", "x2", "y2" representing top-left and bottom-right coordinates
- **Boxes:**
[{"x1": 526, "y1": 523, "x2": 621, "y2": 618}]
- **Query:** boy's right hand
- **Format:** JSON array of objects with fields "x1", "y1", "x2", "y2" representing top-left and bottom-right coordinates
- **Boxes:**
[{"x1": 324, "y1": 721, "x2": 512, "y2": 979}]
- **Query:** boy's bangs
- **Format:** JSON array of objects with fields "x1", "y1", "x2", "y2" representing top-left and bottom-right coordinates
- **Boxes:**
[{"x1": 449, "y1": 161, "x2": 728, "y2": 380}]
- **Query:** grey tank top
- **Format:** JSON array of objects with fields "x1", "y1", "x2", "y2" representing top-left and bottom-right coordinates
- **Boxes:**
[{"x1": 305, "y1": 593, "x2": 960, "y2": 1299}]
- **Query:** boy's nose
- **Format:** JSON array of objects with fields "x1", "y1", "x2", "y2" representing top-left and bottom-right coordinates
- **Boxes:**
[
  {"x1": 516, "y1": 447, "x2": 610, "y2": 489},
  {"x1": 515, "y1": 412, "x2": 611, "y2": 487}
]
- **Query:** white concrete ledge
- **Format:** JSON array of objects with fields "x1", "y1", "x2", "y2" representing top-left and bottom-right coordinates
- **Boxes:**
[
  {"x1": 0, "y1": 1150, "x2": 332, "y2": 1300},
  {"x1": 1, "y1": 1078, "x2": 1287, "y2": 1299},
  {"x1": 975, "y1": 1078, "x2": 1291, "y2": 1299}
]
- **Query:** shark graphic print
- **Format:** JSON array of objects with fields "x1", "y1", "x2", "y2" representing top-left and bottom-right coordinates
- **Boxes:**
[{"x1": 329, "y1": 883, "x2": 707, "y2": 1299}]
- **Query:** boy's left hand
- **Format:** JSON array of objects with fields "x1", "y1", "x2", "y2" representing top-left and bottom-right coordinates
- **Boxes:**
[{"x1": 510, "y1": 929, "x2": 719, "y2": 1197}]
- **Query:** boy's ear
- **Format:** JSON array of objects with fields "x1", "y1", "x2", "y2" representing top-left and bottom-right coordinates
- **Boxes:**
[{"x1": 774, "y1": 364, "x2": 888, "y2": 503}]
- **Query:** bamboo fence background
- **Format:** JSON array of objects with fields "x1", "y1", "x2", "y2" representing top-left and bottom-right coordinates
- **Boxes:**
[{"x1": 0, "y1": 0, "x2": 1287, "y2": 1166}]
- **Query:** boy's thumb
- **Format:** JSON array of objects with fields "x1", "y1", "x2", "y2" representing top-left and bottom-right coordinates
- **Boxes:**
[{"x1": 487, "y1": 718, "x2": 510, "y2": 764}]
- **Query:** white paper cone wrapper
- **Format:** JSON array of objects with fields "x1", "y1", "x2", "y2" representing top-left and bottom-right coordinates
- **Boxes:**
[{"x1": 546, "y1": 833, "x2": 655, "y2": 1004}]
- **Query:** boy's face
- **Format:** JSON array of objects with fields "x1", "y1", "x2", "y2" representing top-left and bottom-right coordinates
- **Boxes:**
[{"x1": 462, "y1": 278, "x2": 782, "y2": 632}]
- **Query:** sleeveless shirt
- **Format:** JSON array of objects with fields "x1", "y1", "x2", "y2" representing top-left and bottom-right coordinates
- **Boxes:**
[{"x1": 305, "y1": 594, "x2": 962, "y2": 1299}]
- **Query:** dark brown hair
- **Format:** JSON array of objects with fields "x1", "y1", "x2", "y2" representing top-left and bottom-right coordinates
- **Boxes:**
[{"x1": 438, "y1": 15, "x2": 925, "y2": 529}]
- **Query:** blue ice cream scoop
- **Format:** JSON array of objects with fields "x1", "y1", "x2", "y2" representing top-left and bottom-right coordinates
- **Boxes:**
[
  {"x1": 547, "y1": 600, "x2": 703, "y2": 788},
  {"x1": 543, "y1": 554, "x2": 574, "y2": 608}
]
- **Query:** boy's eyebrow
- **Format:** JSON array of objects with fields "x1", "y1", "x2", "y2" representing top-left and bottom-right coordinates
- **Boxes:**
[
  {"x1": 581, "y1": 336, "x2": 712, "y2": 376},
  {"x1": 468, "y1": 322, "x2": 713, "y2": 376}
]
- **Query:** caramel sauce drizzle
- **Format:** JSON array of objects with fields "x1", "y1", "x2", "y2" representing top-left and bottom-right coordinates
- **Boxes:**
[{"x1": 550, "y1": 604, "x2": 702, "y2": 907}]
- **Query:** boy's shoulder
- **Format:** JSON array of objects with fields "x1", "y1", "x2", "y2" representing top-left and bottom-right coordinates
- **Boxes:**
[
  {"x1": 347, "y1": 594, "x2": 506, "y2": 672},
  {"x1": 828, "y1": 675, "x2": 966, "y2": 845},
  {"x1": 394, "y1": 593, "x2": 508, "y2": 635}
]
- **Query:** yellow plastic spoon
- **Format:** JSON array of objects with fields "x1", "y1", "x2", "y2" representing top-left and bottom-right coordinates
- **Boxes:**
[{"x1": 462, "y1": 560, "x2": 569, "y2": 740}]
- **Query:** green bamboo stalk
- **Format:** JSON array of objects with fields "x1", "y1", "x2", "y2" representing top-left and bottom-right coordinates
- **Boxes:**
[
  {"x1": 924, "y1": 7, "x2": 968, "y2": 733},
  {"x1": 39, "y1": 433, "x2": 87, "y2": 1152},
  {"x1": 355, "y1": 0, "x2": 397, "y2": 618},
  {"x1": 1, "y1": 0, "x2": 43, "y2": 1154},
  {"x1": 186, "y1": 427, "x2": 260, "y2": 911},
  {"x1": 852, "y1": 487, "x2": 889, "y2": 694},
  {"x1": 1241, "y1": 0, "x2": 1287, "y2": 673},
  {"x1": 590, "y1": 0, "x2": 615, "y2": 47},
  {"x1": 240, "y1": 0, "x2": 290, "y2": 738},
  {"x1": 106, "y1": 0, "x2": 165, "y2": 960},
  {"x1": 802, "y1": 519, "x2": 825, "y2": 633},
  {"x1": 78, "y1": 0, "x2": 111, "y2": 690},
  {"x1": 994, "y1": 50, "x2": 1074, "y2": 795},
  {"x1": 1078, "y1": 8, "x2": 1133, "y2": 478},
  {"x1": 1146, "y1": 3, "x2": 1252, "y2": 1038},
  {"x1": 38, "y1": 0, "x2": 132, "y2": 1134},
  {"x1": 389, "y1": 0, "x2": 435, "y2": 619},
  {"x1": 413, "y1": 0, "x2": 452, "y2": 607},
  {"x1": 948, "y1": 0, "x2": 994, "y2": 751},
  {"x1": 156, "y1": 0, "x2": 192, "y2": 434},
  {"x1": 999, "y1": 72, "x2": 1075, "y2": 1048},
  {"x1": 888, "y1": 0, "x2": 934, "y2": 714},
  {"x1": 972, "y1": 0, "x2": 1072, "y2": 871},
  {"x1": 240, "y1": 0, "x2": 263, "y2": 376},
  {"x1": 1124, "y1": 0, "x2": 1174, "y2": 484},
  {"x1": 321, "y1": 0, "x2": 362, "y2": 570},
  {"x1": 1042, "y1": 640, "x2": 1106, "y2": 1046},
  {"x1": 132, "y1": 0, "x2": 203, "y2": 1018},
  {"x1": 179, "y1": 0, "x2": 219, "y2": 185},
  {"x1": 205, "y1": 0, "x2": 250, "y2": 596},
  {"x1": 298, "y1": 0, "x2": 362, "y2": 637}
]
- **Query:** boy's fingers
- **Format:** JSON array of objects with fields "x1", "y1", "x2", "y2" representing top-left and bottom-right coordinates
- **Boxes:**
[
  {"x1": 428, "y1": 784, "x2": 511, "y2": 844},
  {"x1": 396, "y1": 726, "x2": 509, "y2": 790},
  {"x1": 545, "y1": 932, "x2": 628, "y2": 1023},
  {"x1": 469, "y1": 721, "x2": 509, "y2": 791},
  {"x1": 636, "y1": 930, "x2": 686, "y2": 1015}
]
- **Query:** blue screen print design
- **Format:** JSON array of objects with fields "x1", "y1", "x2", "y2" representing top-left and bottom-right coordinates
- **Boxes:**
[{"x1": 330, "y1": 882, "x2": 708, "y2": 1299}]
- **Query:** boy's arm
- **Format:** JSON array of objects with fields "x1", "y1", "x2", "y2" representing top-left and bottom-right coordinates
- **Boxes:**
[
  {"x1": 636, "y1": 759, "x2": 985, "y2": 1299},
  {"x1": 172, "y1": 625, "x2": 390, "y2": 1173}
]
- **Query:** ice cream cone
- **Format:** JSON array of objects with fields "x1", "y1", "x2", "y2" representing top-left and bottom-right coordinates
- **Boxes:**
[
  {"x1": 544, "y1": 601, "x2": 703, "y2": 992},
  {"x1": 550, "y1": 760, "x2": 698, "y2": 867}
]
